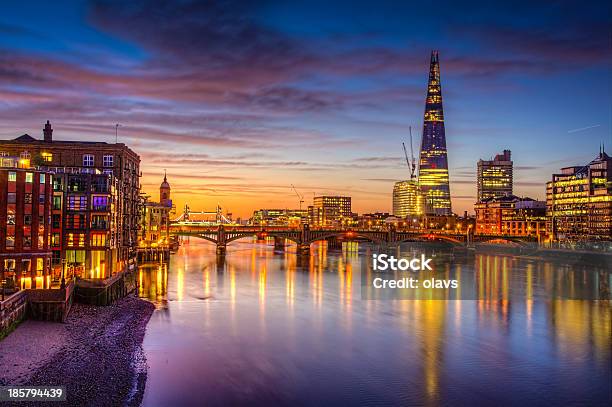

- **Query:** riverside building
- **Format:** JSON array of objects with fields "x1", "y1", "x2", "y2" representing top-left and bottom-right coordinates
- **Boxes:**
[
  {"x1": 392, "y1": 180, "x2": 423, "y2": 219},
  {"x1": 546, "y1": 149, "x2": 612, "y2": 241},
  {"x1": 475, "y1": 195, "x2": 546, "y2": 237},
  {"x1": 308, "y1": 196, "x2": 352, "y2": 227},
  {"x1": 0, "y1": 121, "x2": 141, "y2": 279},
  {"x1": 0, "y1": 158, "x2": 53, "y2": 291},
  {"x1": 477, "y1": 150, "x2": 513, "y2": 201},
  {"x1": 139, "y1": 173, "x2": 173, "y2": 259}
]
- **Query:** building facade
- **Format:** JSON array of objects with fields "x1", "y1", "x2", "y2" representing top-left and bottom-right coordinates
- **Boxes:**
[
  {"x1": 251, "y1": 209, "x2": 307, "y2": 226},
  {"x1": 477, "y1": 150, "x2": 513, "y2": 201},
  {"x1": 308, "y1": 196, "x2": 352, "y2": 227},
  {"x1": 475, "y1": 195, "x2": 546, "y2": 237},
  {"x1": 546, "y1": 150, "x2": 612, "y2": 241},
  {"x1": 0, "y1": 160, "x2": 53, "y2": 290},
  {"x1": 0, "y1": 121, "x2": 141, "y2": 279},
  {"x1": 140, "y1": 174, "x2": 172, "y2": 250},
  {"x1": 392, "y1": 180, "x2": 423, "y2": 218},
  {"x1": 418, "y1": 51, "x2": 452, "y2": 215}
]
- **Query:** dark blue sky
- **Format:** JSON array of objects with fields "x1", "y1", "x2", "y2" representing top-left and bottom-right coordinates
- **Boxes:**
[{"x1": 0, "y1": 0, "x2": 610, "y2": 215}]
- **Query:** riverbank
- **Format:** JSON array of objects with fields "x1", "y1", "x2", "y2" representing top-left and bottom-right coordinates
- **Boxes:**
[{"x1": 0, "y1": 295, "x2": 154, "y2": 406}]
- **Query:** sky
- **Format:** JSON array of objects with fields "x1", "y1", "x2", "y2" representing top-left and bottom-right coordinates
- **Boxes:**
[{"x1": 0, "y1": 0, "x2": 610, "y2": 218}]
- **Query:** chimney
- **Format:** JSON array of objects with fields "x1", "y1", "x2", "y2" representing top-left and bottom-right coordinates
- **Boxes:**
[{"x1": 43, "y1": 120, "x2": 53, "y2": 142}]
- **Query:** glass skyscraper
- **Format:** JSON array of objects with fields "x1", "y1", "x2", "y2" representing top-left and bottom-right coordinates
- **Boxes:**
[{"x1": 418, "y1": 51, "x2": 452, "y2": 215}]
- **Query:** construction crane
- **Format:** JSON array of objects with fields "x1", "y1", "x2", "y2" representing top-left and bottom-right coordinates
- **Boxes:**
[
  {"x1": 291, "y1": 184, "x2": 305, "y2": 210},
  {"x1": 403, "y1": 126, "x2": 417, "y2": 180}
]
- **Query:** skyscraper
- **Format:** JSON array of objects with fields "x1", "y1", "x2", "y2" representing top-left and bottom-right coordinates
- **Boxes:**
[
  {"x1": 392, "y1": 180, "x2": 423, "y2": 218},
  {"x1": 418, "y1": 51, "x2": 452, "y2": 215},
  {"x1": 477, "y1": 150, "x2": 513, "y2": 201}
]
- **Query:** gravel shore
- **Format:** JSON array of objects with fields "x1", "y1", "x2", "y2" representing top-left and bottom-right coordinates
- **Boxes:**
[{"x1": 0, "y1": 295, "x2": 155, "y2": 406}]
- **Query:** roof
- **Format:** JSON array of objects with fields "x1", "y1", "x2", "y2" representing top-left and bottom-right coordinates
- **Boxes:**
[{"x1": 13, "y1": 134, "x2": 37, "y2": 142}]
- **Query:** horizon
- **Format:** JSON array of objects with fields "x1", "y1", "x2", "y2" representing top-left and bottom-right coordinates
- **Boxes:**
[{"x1": 1, "y1": 0, "x2": 610, "y2": 218}]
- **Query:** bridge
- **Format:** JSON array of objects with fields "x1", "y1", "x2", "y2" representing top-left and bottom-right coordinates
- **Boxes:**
[{"x1": 169, "y1": 224, "x2": 536, "y2": 256}]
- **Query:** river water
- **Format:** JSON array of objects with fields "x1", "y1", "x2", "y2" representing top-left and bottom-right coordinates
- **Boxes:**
[{"x1": 138, "y1": 239, "x2": 611, "y2": 406}]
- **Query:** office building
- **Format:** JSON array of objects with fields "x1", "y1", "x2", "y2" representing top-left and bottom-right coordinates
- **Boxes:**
[
  {"x1": 392, "y1": 180, "x2": 423, "y2": 218},
  {"x1": 546, "y1": 149, "x2": 612, "y2": 241},
  {"x1": 477, "y1": 150, "x2": 513, "y2": 201},
  {"x1": 418, "y1": 51, "x2": 452, "y2": 215},
  {"x1": 251, "y1": 209, "x2": 307, "y2": 226},
  {"x1": 309, "y1": 196, "x2": 352, "y2": 227}
]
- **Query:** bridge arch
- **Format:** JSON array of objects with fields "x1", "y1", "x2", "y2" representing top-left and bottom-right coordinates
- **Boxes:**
[
  {"x1": 477, "y1": 237, "x2": 529, "y2": 247},
  {"x1": 395, "y1": 234, "x2": 464, "y2": 245},
  {"x1": 306, "y1": 232, "x2": 385, "y2": 245}
]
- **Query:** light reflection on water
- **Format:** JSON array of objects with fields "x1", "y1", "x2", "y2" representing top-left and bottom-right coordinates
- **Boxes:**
[{"x1": 139, "y1": 239, "x2": 611, "y2": 406}]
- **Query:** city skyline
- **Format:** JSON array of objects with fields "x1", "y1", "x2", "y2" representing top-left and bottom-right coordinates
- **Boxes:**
[{"x1": 0, "y1": 1, "x2": 610, "y2": 217}]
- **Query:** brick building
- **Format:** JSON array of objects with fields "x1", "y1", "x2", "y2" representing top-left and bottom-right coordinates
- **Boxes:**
[
  {"x1": 0, "y1": 159, "x2": 53, "y2": 291},
  {"x1": 0, "y1": 121, "x2": 141, "y2": 279}
]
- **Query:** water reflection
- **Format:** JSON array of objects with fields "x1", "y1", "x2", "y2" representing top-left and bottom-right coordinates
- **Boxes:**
[{"x1": 139, "y1": 239, "x2": 611, "y2": 406}]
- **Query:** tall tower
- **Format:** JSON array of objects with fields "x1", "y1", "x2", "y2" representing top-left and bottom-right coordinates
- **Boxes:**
[
  {"x1": 160, "y1": 170, "x2": 171, "y2": 207},
  {"x1": 477, "y1": 150, "x2": 513, "y2": 201},
  {"x1": 419, "y1": 51, "x2": 452, "y2": 215}
]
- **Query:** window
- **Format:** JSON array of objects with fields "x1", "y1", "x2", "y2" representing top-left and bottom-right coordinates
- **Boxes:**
[
  {"x1": 92, "y1": 196, "x2": 109, "y2": 211},
  {"x1": 83, "y1": 154, "x2": 94, "y2": 167},
  {"x1": 25, "y1": 193, "x2": 32, "y2": 204},
  {"x1": 8, "y1": 171, "x2": 16, "y2": 182},
  {"x1": 103, "y1": 155, "x2": 113, "y2": 167},
  {"x1": 52, "y1": 214, "x2": 61, "y2": 228},
  {"x1": 20, "y1": 151, "x2": 31, "y2": 160},
  {"x1": 24, "y1": 214, "x2": 32, "y2": 225},
  {"x1": 53, "y1": 196, "x2": 62, "y2": 210},
  {"x1": 26, "y1": 172, "x2": 33, "y2": 183},
  {"x1": 67, "y1": 195, "x2": 87, "y2": 210},
  {"x1": 41, "y1": 152, "x2": 52, "y2": 162},
  {"x1": 7, "y1": 192, "x2": 16, "y2": 204},
  {"x1": 67, "y1": 233, "x2": 85, "y2": 247},
  {"x1": 40, "y1": 174, "x2": 46, "y2": 183},
  {"x1": 91, "y1": 233, "x2": 107, "y2": 247},
  {"x1": 52, "y1": 233, "x2": 60, "y2": 247},
  {"x1": 6, "y1": 236, "x2": 14, "y2": 248}
]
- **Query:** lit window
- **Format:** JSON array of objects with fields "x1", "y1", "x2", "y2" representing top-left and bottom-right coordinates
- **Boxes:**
[
  {"x1": 41, "y1": 152, "x2": 53, "y2": 162},
  {"x1": 40, "y1": 174, "x2": 46, "y2": 183},
  {"x1": 8, "y1": 171, "x2": 16, "y2": 182},
  {"x1": 103, "y1": 155, "x2": 113, "y2": 167},
  {"x1": 26, "y1": 172, "x2": 33, "y2": 183},
  {"x1": 20, "y1": 151, "x2": 31, "y2": 159},
  {"x1": 83, "y1": 154, "x2": 94, "y2": 167},
  {"x1": 91, "y1": 233, "x2": 107, "y2": 246}
]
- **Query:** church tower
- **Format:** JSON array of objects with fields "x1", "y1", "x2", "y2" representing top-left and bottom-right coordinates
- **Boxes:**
[{"x1": 160, "y1": 170, "x2": 171, "y2": 207}]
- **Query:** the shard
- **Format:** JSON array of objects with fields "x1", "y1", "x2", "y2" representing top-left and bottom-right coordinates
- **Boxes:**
[{"x1": 418, "y1": 51, "x2": 452, "y2": 215}]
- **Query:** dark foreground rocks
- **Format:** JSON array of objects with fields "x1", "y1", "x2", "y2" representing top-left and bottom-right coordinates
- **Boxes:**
[{"x1": 3, "y1": 295, "x2": 155, "y2": 407}]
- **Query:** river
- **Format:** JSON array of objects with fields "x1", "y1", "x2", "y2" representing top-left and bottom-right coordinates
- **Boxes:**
[{"x1": 138, "y1": 239, "x2": 611, "y2": 406}]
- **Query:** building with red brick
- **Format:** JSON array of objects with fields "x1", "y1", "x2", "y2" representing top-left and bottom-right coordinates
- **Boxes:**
[
  {"x1": 0, "y1": 121, "x2": 141, "y2": 280},
  {"x1": 0, "y1": 158, "x2": 53, "y2": 291}
]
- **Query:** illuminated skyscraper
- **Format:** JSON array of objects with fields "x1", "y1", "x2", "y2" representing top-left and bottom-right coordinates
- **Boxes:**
[
  {"x1": 392, "y1": 180, "x2": 423, "y2": 218},
  {"x1": 419, "y1": 51, "x2": 452, "y2": 215},
  {"x1": 477, "y1": 150, "x2": 513, "y2": 201}
]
